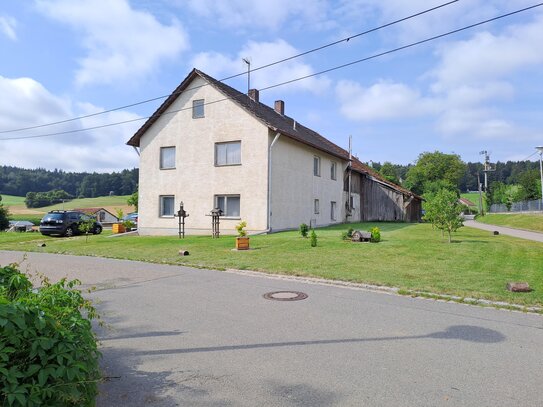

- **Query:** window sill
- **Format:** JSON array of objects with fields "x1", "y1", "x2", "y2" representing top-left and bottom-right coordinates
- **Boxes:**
[
  {"x1": 215, "y1": 163, "x2": 242, "y2": 167},
  {"x1": 221, "y1": 216, "x2": 241, "y2": 220},
  {"x1": 160, "y1": 215, "x2": 175, "y2": 218},
  {"x1": 159, "y1": 167, "x2": 176, "y2": 170}
]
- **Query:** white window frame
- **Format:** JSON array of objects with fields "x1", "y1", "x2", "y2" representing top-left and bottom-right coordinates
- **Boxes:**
[
  {"x1": 159, "y1": 195, "x2": 175, "y2": 217},
  {"x1": 160, "y1": 146, "x2": 175, "y2": 169},
  {"x1": 192, "y1": 99, "x2": 205, "y2": 118},
  {"x1": 313, "y1": 156, "x2": 321, "y2": 177},
  {"x1": 215, "y1": 194, "x2": 241, "y2": 218},
  {"x1": 215, "y1": 141, "x2": 241, "y2": 166},
  {"x1": 331, "y1": 162, "x2": 337, "y2": 180},
  {"x1": 314, "y1": 199, "x2": 320, "y2": 214},
  {"x1": 331, "y1": 201, "x2": 337, "y2": 221}
]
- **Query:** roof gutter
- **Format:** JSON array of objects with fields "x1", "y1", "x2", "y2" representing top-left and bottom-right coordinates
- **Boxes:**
[{"x1": 266, "y1": 132, "x2": 281, "y2": 233}]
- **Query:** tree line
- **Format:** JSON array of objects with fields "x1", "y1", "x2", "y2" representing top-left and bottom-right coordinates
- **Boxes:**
[{"x1": 0, "y1": 166, "x2": 138, "y2": 198}]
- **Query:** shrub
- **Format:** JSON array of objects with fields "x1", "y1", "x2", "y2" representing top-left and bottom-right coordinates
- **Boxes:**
[
  {"x1": 299, "y1": 223, "x2": 309, "y2": 238},
  {"x1": 369, "y1": 227, "x2": 381, "y2": 243},
  {"x1": 235, "y1": 220, "x2": 247, "y2": 237},
  {"x1": 340, "y1": 228, "x2": 354, "y2": 241},
  {"x1": 310, "y1": 229, "x2": 317, "y2": 247},
  {"x1": 0, "y1": 263, "x2": 100, "y2": 406}
]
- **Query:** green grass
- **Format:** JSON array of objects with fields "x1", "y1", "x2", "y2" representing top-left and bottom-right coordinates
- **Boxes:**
[
  {"x1": 477, "y1": 214, "x2": 543, "y2": 233},
  {"x1": 9, "y1": 214, "x2": 43, "y2": 225},
  {"x1": 38, "y1": 195, "x2": 132, "y2": 211},
  {"x1": 0, "y1": 194, "x2": 26, "y2": 206},
  {"x1": 1, "y1": 222, "x2": 542, "y2": 308}
]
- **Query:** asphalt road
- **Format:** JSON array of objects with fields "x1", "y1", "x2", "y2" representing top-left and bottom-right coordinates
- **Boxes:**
[
  {"x1": 1, "y1": 251, "x2": 542, "y2": 406},
  {"x1": 465, "y1": 220, "x2": 543, "y2": 242}
]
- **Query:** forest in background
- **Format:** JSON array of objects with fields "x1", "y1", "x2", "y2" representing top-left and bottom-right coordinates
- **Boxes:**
[{"x1": 0, "y1": 166, "x2": 138, "y2": 198}]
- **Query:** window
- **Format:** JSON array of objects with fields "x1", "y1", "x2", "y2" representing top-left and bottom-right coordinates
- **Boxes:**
[
  {"x1": 215, "y1": 195, "x2": 240, "y2": 217},
  {"x1": 313, "y1": 156, "x2": 321, "y2": 176},
  {"x1": 215, "y1": 141, "x2": 241, "y2": 166},
  {"x1": 160, "y1": 196, "x2": 175, "y2": 217},
  {"x1": 192, "y1": 99, "x2": 204, "y2": 118},
  {"x1": 331, "y1": 201, "x2": 337, "y2": 221},
  {"x1": 314, "y1": 199, "x2": 320, "y2": 214},
  {"x1": 350, "y1": 196, "x2": 355, "y2": 209},
  {"x1": 331, "y1": 162, "x2": 337, "y2": 180},
  {"x1": 160, "y1": 147, "x2": 175, "y2": 169}
]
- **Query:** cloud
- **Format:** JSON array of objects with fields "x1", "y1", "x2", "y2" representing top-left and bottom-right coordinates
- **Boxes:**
[
  {"x1": 35, "y1": 0, "x2": 189, "y2": 87},
  {"x1": 0, "y1": 75, "x2": 140, "y2": 172},
  {"x1": 0, "y1": 15, "x2": 17, "y2": 40},
  {"x1": 336, "y1": 80, "x2": 437, "y2": 121},
  {"x1": 336, "y1": 11, "x2": 543, "y2": 143},
  {"x1": 186, "y1": 0, "x2": 328, "y2": 31},
  {"x1": 192, "y1": 39, "x2": 330, "y2": 95}
]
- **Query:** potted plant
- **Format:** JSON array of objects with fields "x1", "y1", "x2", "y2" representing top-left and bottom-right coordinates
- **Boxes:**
[
  {"x1": 235, "y1": 220, "x2": 250, "y2": 250},
  {"x1": 113, "y1": 208, "x2": 126, "y2": 234},
  {"x1": 122, "y1": 219, "x2": 135, "y2": 232}
]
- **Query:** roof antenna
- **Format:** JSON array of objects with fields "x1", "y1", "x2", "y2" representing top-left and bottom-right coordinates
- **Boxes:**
[{"x1": 242, "y1": 58, "x2": 251, "y2": 94}]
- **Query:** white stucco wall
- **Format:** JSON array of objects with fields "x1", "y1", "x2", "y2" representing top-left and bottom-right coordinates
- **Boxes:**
[
  {"x1": 138, "y1": 76, "x2": 269, "y2": 235},
  {"x1": 269, "y1": 133, "x2": 347, "y2": 231}
]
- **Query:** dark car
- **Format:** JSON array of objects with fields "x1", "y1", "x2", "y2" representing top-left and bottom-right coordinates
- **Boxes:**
[{"x1": 39, "y1": 210, "x2": 103, "y2": 237}]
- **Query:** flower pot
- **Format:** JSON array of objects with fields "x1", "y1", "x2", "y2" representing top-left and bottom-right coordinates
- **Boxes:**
[
  {"x1": 112, "y1": 224, "x2": 126, "y2": 234},
  {"x1": 235, "y1": 237, "x2": 250, "y2": 250}
]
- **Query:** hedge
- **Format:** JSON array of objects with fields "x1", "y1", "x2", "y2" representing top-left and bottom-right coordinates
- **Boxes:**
[{"x1": 0, "y1": 264, "x2": 100, "y2": 406}]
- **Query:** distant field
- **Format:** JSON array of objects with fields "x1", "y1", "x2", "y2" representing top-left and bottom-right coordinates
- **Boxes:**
[
  {"x1": 477, "y1": 213, "x2": 543, "y2": 233},
  {"x1": 3, "y1": 195, "x2": 134, "y2": 216},
  {"x1": 0, "y1": 194, "x2": 26, "y2": 206}
]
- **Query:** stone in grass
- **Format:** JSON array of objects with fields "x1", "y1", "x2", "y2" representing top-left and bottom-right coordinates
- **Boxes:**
[
  {"x1": 493, "y1": 231, "x2": 500, "y2": 235},
  {"x1": 506, "y1": 282, "x2": 531, "y2": 292},
  {"x1": 37, "y1": 243, "x2": 46, "y2": 247},
  {"x1": 178, "y1": 249, "x2": 189, "y2": 256}
]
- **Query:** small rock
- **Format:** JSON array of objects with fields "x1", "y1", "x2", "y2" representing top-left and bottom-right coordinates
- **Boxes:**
[
  {"x1": 506, "y1": 282, "x2": 531, "y2": 292},
  {"x1": 37, "y1": 243, "x2": 46, "y2": 247},
  {"x1": 493, "y1": 231, "x2": 500, "y2": 235},
  {"x1": 178, "y1": 250, "x2": 189, "y2": 256}
]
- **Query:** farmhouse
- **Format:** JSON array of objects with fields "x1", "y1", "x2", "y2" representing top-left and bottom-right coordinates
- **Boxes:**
[
  {"x1": 73, "y1": 207, "x2": 118, "y2": 224},
  {"x1": 127, "y1": 69, "x2": 422, "y2": 236}
]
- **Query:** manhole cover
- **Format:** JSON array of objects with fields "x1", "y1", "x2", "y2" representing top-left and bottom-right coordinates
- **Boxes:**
[{"x1": 263, "y1": 291, "x2": 308, "y2": 301}]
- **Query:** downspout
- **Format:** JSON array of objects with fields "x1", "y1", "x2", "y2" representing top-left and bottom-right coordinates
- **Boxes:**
[{"x1": 265, "y1": 132, "x2": 281, "y2": 233}]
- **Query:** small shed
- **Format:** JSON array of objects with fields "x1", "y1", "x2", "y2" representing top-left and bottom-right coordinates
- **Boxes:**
[
  {"x1": 73, "y1": 208, "x2": 118, "y2": 223},
  {"x1": 458, "y1": 197, "x2": 476, "y2": 207}
]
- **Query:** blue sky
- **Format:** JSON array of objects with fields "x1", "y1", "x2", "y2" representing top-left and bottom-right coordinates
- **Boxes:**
[{"x1": 0, "y1": 0, "x2": 542, "y2": 172}]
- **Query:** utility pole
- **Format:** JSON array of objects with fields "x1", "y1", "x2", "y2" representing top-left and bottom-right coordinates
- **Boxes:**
[
  {"x1": 348, "y1": 135, "x2": 352, "y2": 216},
  {"x1": 479, "y1": 150, "x2": 495, "y2": 192},
  {"x1": 477, "y1": 172, "x2": 484, "y2": 216},
  {"x1": 536, "y1": 146, "x2": 543, "y2": 211}
]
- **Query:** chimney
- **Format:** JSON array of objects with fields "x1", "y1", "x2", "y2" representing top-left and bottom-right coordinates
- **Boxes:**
[
  {"x1": 248, "y1": 89, "x2": 259, "y2": 102},
  {"x1": 274, "y1": 100, "x2": 284, "y2": 115}
]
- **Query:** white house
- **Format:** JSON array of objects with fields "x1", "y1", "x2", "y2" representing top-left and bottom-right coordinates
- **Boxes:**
[{"x1": 127, "y1": 69, "x2": 421, "y2": 236}]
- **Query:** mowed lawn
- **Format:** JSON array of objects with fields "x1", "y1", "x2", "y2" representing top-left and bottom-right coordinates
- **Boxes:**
[
  {"x1": 1, "y1": 222, "x2": 542, "y2": 308},
  {"x1": 477, "y1": 213, "x2": 543, "y2": 233},
  {"x1": 3, "y1": 195, "x2": 134, "y2": 217}
]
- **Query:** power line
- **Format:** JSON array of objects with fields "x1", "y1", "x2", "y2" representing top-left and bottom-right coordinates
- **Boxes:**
[
  {"x1": 1, "y1": 2, "x2": 542, "y2": 142},
  {"x1": 0, "y1": 0, "x2": 459, "y2": 135}
]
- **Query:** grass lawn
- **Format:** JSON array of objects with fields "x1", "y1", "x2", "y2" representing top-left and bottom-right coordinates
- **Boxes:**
[
  {"x1": 4, "y1": 195, "x2": 134, "y2": 217},
  {"x1": 1, "y1": 222, "x2": 542, "y2": 308},
  {"x1": 477, "y1": 213, "x2": 543, "y2": 233}
]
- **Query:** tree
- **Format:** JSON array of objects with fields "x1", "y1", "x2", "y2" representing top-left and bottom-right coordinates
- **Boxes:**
[
  {"x1": 0, "y1": 194, "x2": 10, "y2": 230},
  {"x1": 517, "y1": 169, "x2": 540, "y2": 201},
  {"x1": 379, "y1": 162, "x2": 400, "y2": 184},
  {"x1": 127, "y1": 189, "x2": 138, "y2": 212},
  {"x1": 405, "y1": 151, "x2": 466, "y2": 195},
  {"x1": 423, "y1": 189, "x2": 464, "y2": 243}
]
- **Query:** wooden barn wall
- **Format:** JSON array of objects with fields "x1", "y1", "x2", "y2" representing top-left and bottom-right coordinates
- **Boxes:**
[{"x1": 343, "y1": 171, "x2": 361, "y2": 194}]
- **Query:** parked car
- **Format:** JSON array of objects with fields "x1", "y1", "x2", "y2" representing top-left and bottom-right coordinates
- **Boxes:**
[
  {"x1": 122, "y1": 212, "x2": 138, "y2": 225},
  {"x1": 39, "y1": 210, "x2": 103, "y2": 237}
]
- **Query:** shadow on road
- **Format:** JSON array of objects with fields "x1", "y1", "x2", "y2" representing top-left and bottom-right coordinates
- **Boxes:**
[{"x1": 130, "y1": 325, "x2": 505, "y2": 357}]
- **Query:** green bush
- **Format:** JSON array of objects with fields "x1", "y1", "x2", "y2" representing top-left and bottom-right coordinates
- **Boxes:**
[
  {"x1": 369, "y1": 227, "x2": 381, "y2": 243},
  {"x1": 0, "y1": 264, "x2": 100, "y2": 406},
  {"x1": 299, "y1": 223, "x2": 309, "y2": 238},
  {"x1": 310, "y1": 230, "x2": 317, "y2": 247},
  {"x1": 340, "y1": 228, "x2": 354, "y2": 241}
]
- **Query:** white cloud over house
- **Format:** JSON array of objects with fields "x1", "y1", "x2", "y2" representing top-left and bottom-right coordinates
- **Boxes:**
[
  {"x1": 191, "y1": 39, "x2": 331, "y2": 95},
  {"x1": 35, "y1": 0, "x2": 189, "y2": 87}
]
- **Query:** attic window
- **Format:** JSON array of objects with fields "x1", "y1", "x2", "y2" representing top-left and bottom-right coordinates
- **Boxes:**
[
  {"x1": 313, "y1": 156, "x2": 321, "y2": 177},
  {"x1": 192, "y1": 99, "x2": 204, "y2": 118}
]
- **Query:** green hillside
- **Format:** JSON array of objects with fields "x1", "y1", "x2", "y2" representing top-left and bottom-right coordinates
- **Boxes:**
[{"x1": 0, "y1": 194, "x2": 26, "y2": 206}]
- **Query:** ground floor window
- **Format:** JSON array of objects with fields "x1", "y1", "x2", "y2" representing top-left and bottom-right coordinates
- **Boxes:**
[
  {"x1": 331, "y1": 201, "x2": 337, "y2": 221},
  {"x1": 314, "y1": 199, "x2": 319, "y2": 214},
  {"x1": 160, "y1": 195, "x2": 175, "y2": 217},
  {"x1": 215, "y1": 195, "x2": 240, "y2": 217}
]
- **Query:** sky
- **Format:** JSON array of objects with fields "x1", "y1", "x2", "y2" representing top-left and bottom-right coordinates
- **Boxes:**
[{"x1": 0, "y1": 0, "x2": 542, "y2": 173}]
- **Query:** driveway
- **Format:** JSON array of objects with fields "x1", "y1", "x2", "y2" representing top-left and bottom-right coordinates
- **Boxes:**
[
  {"x1": 1, "y1": 251, "x2": 542, "y2": 406},
  {"x1": 465, "y1": 220, "x2": 543, "y2": 242}
]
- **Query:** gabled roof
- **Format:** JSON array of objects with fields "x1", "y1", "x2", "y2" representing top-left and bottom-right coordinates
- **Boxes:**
[
  {"x1": 127, "y1": 69, "x2": 421, "y2": 200},
  {"x1": 458, "y1": 197, "x2": 476, "y2": 207},
  {"x1": 73, "y1": 207, "x2": 115, "y2": 216}
]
